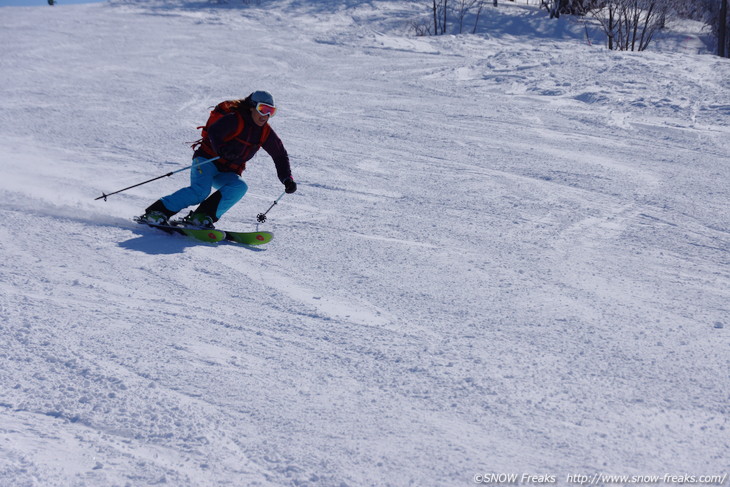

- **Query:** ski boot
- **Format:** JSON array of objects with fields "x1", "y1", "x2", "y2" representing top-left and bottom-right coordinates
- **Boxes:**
[
  {"x1": 181, "y1": 211, "x2": 215, "y2": 229},
  {"x1": 139, "y1": 210, "x2": 169, "y2": 226}
]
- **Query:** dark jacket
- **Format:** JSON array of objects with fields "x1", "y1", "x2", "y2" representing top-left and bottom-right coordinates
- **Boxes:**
[{"x1": 194, "y1": 108, "x2": 292, "y2": 182}]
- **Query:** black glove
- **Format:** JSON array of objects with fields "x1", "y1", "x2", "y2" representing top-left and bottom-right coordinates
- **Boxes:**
[{"x1": 283, "y1": 177, "x2": 297, "y2": 194}]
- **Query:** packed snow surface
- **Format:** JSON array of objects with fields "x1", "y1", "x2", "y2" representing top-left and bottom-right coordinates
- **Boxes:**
[{"x1": 0, "y1": 0, "x2": 728, "y2": 485}]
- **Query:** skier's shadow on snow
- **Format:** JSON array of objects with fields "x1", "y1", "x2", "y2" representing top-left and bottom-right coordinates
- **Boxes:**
[
  {"x1": 118, "y1": 234, "x2": 200, "y2": 254},
  {"x1": 118, "y1": 229, "x2": 265, "y2": 254}
]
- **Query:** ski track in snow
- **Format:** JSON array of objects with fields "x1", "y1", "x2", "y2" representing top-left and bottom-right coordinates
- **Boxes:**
[{"x1": 0, "y1": 1, "x2": 728, "y2": 486}]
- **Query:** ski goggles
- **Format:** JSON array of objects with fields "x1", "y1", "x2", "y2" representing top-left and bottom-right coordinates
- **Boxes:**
[{"x1": 255, "y1": 102, "x2": 277, "y2": 117}]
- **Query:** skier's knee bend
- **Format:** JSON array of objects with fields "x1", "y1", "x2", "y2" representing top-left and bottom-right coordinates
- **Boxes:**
[
  {"x1": 192, "y1": 188, "x2": 210, "y2": 204},
  {"x1": 234, "y1": 180, "x2": 248, "y2": 197}
]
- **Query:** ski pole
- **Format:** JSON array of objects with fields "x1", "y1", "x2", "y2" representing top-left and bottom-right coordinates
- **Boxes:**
[
  {"x1": 94, "y1": 156, "x2": 219, "y2": 201},
  {"x1": 256, "y1": 191, "x2": 287, "y2": 223}
]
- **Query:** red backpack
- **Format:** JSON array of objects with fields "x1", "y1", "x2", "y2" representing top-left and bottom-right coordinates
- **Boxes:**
[{"x1": 192, "y1": 99, "x2": 270, "y2": 154}]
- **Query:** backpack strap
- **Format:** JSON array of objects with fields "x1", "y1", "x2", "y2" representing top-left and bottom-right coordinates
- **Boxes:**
[
  {"x1": 230, "y1": 119, "x2": 270, "y2": 148},
  {"x1": 223, "y1": 112, "x2": 245, "y2": 142},
  {"x1": 260, "y1": 124, "x2": 271, "y2": 145}
]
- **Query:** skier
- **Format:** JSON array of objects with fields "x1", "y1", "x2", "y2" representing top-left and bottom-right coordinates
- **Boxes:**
[{"x1": 140, "y1": 90, "x2": 296, "y2": 228}]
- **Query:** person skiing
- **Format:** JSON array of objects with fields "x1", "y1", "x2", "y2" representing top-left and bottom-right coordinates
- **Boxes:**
[{"x1": 140, "y1": 90, "x2": 296, "y2": 228}]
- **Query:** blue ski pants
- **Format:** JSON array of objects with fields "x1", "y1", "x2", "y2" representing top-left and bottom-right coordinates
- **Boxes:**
[{"x1": 160, "y1": 156, "x2": 248, "y2": 220}]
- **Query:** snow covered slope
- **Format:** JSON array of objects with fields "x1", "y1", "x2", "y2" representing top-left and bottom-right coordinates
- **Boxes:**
[{"x1": 0, "y1": 1, "x2": 728, "y2": 485}]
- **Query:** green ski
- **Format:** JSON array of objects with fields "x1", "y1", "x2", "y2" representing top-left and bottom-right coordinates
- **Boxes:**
[
  {"x1": 135, "y1": 217, "x2": 226, "y2": 243},
  {"x1": 135, "y1": 217, "x2": 274, "y2": 246},
  {"x1": 225, "y1": 230, "x2": 273, "y2": 246}
]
